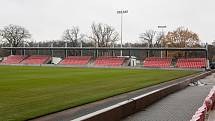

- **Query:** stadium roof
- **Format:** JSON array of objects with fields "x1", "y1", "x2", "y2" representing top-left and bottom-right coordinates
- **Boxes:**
[{"x1": 0, "y1": 47, "x2": 207, "y2": 51}]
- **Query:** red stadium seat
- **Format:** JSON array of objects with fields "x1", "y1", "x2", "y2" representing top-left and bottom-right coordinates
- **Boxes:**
[
  {"x1": 143, "y1": 57, "x2": 172, "y2": 68},
  {"x1": 94, "y1": 56, "x2": 125, "y2": 66},
  {"x1": 204, "y1": 98, "x2": 213, "y2": 111},
  {"x1": 1, "y1": 55, "x2": 27, "y2": 64},
  {"x1": 21, "y1": 55, "x2": 51, "y2": 64},
  {"x1": 59, "y1": 56, "x2": 91, "y2": 65},
  {"x1": 176, "y1": 58, "x2": 206, "y2": 68},
  {"x1": 191, "y1": 113, "x2": 204, "y2": 121}
]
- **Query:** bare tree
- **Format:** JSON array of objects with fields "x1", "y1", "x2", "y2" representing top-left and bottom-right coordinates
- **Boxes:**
[
  {"x1": 139, "y1": 30, "x2": 156, "y2": 47},
  {"x1": 89, "y1": 23, "x2": 119, "y2": 47},
  {"x1": 62, "y1": 26, "x2": 84, "y2": 47},
  {"x1": 0, "y1": 24, "x2": 31, "y2": 47},
  {"x1": 154, "y1": 31, "x2": 165, "y2": 47}
]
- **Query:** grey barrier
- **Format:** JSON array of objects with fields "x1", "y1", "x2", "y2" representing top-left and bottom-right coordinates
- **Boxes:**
[{"x1": 72, "y1": 70, "x2": 215, "y2": 121}]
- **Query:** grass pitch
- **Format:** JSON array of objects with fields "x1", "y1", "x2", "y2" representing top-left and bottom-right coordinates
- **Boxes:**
[{"x1": 0, "y1": 66, "x2": 196, "y2": 121}]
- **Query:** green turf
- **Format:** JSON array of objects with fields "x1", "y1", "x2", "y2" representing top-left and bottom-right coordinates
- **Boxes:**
[{"x1": 0, "y1": 66, "x2": 196, "y2": 121}]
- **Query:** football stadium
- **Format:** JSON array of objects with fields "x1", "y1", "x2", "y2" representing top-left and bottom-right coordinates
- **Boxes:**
[
  {"x1": 0, "y1": 45, "x2": 214, "y2": 121},
  {"x1": 1, "y1": 1, "x2": 215, "y2": 121}
]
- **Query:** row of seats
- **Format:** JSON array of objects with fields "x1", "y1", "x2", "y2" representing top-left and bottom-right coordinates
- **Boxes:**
[
  {"x1": 94, "y1": 56, "x2": 125, "y2": 66},
  {"x1": 190, "y1": 86, "x2": 215, "y2": 121},
  {"x1": 143, "y1": 57, "x2": 172, "y2": 68},
  {"x1": 143, "y1": 57, "x2": 206, "y2": 68},
  {"x1": 0, "y1": 55, "x2": 125, "y2": 66},
  {"x1": 176, "y1": 58, "x2": 206, "y2": 68},
  {"x1": 0, "y1": 55, "x2": 206, "y2": 68},
  {"x1": 0, "y1": 55, "x2": 51, "y2": 64},
  {"x1": 21, "y1": 55, "x2": 51, "y2": 64},
  {"x1": 1, "y1": 55, "x2": 27, "y2": 64},
  {"x1": 59, "y1": 56, "x2": 125, "y2": 66},
  {"x1": 59, "y1": 56, "x2": 91, "y2": 65}
]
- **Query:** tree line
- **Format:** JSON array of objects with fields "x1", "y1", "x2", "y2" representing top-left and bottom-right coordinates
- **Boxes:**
[
  {"x1": 0, "y1": 23, "x2": 203, "y2": 48},
  {"x1": 0, "y1": 23, "x2": 120, "y2": 48}
]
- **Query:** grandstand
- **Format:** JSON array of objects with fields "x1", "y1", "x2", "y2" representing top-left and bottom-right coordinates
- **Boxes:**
[
  {"x1": 0, "y1": 46, "x2": 209, "y2": 69},
  {"x1": 0, "y1": 54, "x2": 207, "y2": 69}
]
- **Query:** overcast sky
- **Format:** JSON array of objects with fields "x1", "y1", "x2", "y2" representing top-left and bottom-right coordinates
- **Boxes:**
[{"x1": 0, "y1": 0, "x2": 214, "y2": 44}]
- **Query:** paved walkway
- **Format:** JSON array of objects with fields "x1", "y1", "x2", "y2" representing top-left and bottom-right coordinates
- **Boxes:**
[{"x1": 123, "y1": 73, "x2": 215, "y2": 121}]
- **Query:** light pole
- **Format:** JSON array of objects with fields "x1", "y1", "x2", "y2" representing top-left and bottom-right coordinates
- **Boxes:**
[
  {"x1": 158, "y1": 25, "x2": 167, "y2": 58},
  {"x1": 80, "y1": 41, "x2": 83, "y2": 56},
  {"x1": 117, "y1": 10, "x2": 128, "y2": 56}
]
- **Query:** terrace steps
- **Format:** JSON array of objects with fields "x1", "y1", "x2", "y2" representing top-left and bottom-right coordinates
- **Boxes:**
[{"x1": 1, "y1": 55, "x2": 27, "y2": 64}]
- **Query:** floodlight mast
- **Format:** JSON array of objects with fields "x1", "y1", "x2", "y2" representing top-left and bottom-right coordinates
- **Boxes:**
[
  {"x1": 117, "y1": 10, "x2": 128, "y2": 56},
  {"x1": 158, "y1": 25, "x2": 167, "y2": 58}
]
